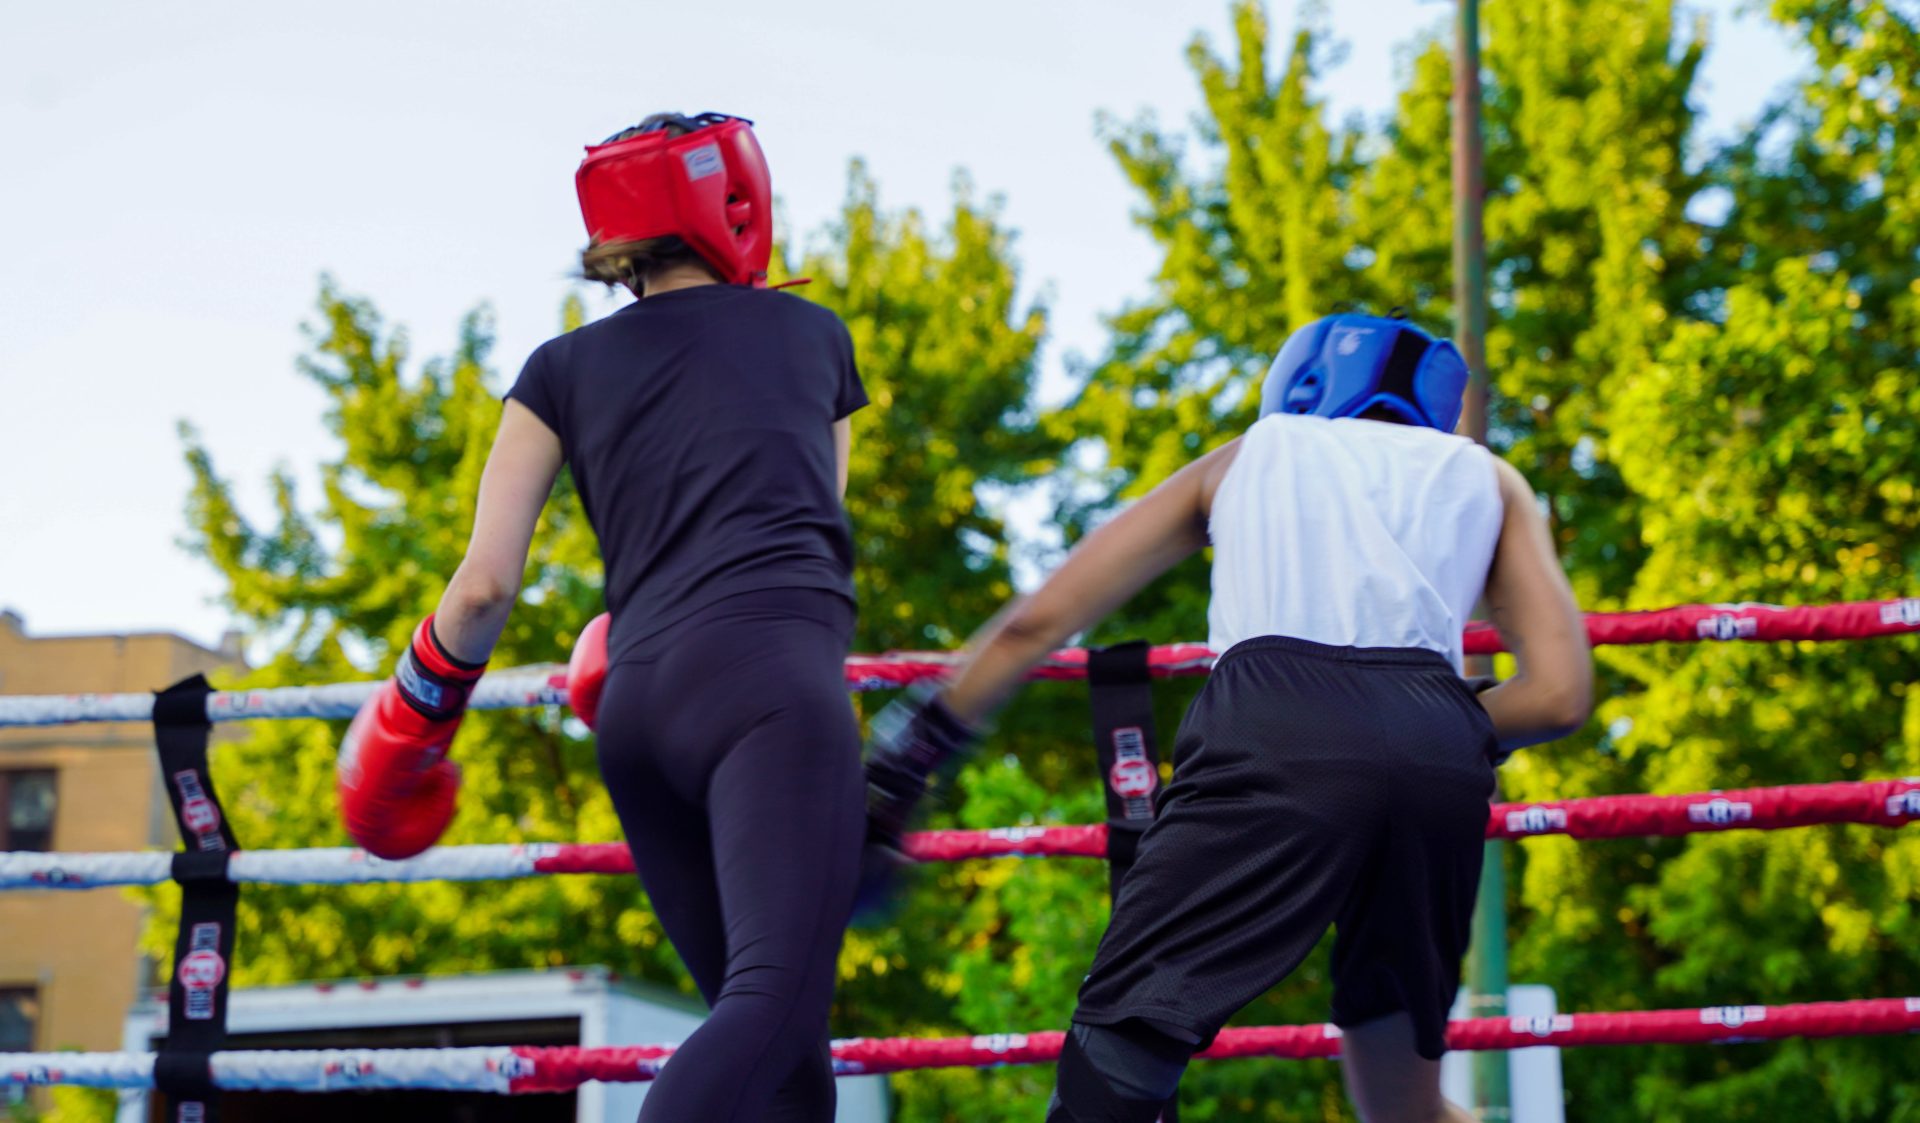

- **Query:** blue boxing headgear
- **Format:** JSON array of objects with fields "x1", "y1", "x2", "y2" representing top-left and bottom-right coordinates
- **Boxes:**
[{"x1": 1258, "y1": 313, "x2": 1468, "y2": 432}]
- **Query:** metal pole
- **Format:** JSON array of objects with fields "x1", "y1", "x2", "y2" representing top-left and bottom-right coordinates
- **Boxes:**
[
  {"x1": 1453, "y1": 0, "x2": 1489, "y2": 440},
  {"x1": 1452, "y1": 0, "x2": 1510, "y2": 1118}
]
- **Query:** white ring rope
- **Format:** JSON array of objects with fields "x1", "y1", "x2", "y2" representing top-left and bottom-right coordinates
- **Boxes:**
[
  {"x1": 0, "y1": 670, "x2": 569, "y2": 728},
  {"x1": 0, "y1": 845, "x2": 562, "y2": 890}
]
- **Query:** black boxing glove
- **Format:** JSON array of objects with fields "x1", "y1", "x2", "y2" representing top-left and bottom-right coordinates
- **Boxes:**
[{"x1": 852, "y1": 683, "x2": 981, "y2": 920}]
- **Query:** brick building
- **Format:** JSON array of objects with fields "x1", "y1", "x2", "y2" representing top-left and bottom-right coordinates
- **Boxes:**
[{"x1": 0, "y1": 609, "x2": 244, "y2": 1112}]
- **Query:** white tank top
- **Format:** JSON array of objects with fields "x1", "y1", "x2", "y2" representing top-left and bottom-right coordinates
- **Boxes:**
[{"x1": 1206, "y1": 414, "x2": 1505, "y2": 668}]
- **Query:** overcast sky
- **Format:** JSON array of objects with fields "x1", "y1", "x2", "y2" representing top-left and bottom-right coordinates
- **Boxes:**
[{"x1": 0, "y1": 0, "x2": 1803, "y2": 651}]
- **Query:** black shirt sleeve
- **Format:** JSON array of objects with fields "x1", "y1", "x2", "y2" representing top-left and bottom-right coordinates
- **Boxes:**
[
  {"x1": 505, "y1": 342, "x2": 566, "y2": 448},
  {"x1": 830, "y1": 318, "x2": 868, "y2": 421}
]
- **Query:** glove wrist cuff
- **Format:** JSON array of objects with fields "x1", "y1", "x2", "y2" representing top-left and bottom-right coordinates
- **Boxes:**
[
  {"x1": 902, "y1": 681, "x2": 985, "y2": 740},
  {"x1": 395, "y1": 616, "x2": 486, "y2": 721},
  {"x1": 867, "y1": 681, "x2": 983, "y2": 787},
  {"x1": 417, "y1": 616, "x2": 488, "y2": 676}
]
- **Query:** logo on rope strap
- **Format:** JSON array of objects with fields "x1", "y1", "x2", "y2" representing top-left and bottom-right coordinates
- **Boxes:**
[
  {"x1": 1696, "y1": 613, "x2": 1760, "y2": 641},
  {"x1": 1881, "y1": 599, "x2": 1920, "y2": 628},
  {"x1": 971, "y1": 1033, "x2": 1030, "y2": 1054},
  {"x1": 1701, "y1": 1005, "x2": 1767, "y2": 1030},
  {"x1": 6, "y1": 1066, "x2": 62, "y2": 1086},
  {"x1": 322, "y1": 1057, "x2": 378, "y2": 1085},
  {"x1": 1107, "y1": 727, "x2": 1158, "y2": 818},
  {"x1": 986, "y1": 827, "x2": 1050, "y2": 846},
  {"x1": 1889, "y1": 790, "x2": 1920, "y2": 818},
  {"x1": 1687, "y1": 798, "x2": 1753, "y2": 826},
  {"x1": 208, "y1": 691, "x2": 268, "y2": 718},
  {"x1": 178, "y1": 922, "x2": 228, "y2": 1021},
  {"x1": 829, "y1": 1043, "x2": 870, "y2": 1076},
  {"x1": 1505, "y1": 806, "x2": 1568, "y2": 834},
  {"x1": 172, "y1": 770, "x2": 224, "y2": 851},
  {"x1": 1511, "y1": 1014, "x2": 1574, "y2": 1038}
]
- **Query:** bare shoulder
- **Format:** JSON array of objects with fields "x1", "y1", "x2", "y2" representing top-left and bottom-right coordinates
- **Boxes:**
[
  {"x1": 1487, "y1": 453, "x2": 1535, "y2": 503},
  {"x1": 1197, "y1": 436, "x2": 1244, "y2": 515}
]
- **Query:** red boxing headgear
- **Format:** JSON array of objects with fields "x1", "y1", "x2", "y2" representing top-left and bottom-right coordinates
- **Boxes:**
[{"x1": 575, "y1": 113, "x2": 773, "y2": 287}]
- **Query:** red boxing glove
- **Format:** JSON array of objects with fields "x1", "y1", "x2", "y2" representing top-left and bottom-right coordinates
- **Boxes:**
[
  {"x1": 566, "y1": 613, "x2": 611, "y2": 731},
  {"x1": 337, "y1": 616, "x2": 487, "y2": 859}
]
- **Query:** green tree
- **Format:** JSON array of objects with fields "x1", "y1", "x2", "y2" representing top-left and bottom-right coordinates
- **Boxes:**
[
  {"x1": 1589, "y1": 260, "x2": 1920, "y2": 1120},
  {"x1": 164, "y1": 286, "x2": 633, "y2": 985},
  {"x1": 1060, "y1": 1, "x2": 1920, "y2": 1119},
  {"x1": 1516, "y1": 4, "x2": 1920, "y2": 1118},
  {"x1": 1078, "y1": 0, "x2": 1368, "y2": 524},
  {"x1": 157, "y1": 164, "x2": 1084, "y2": 1122},
  {"x1": 1052, "y1": 3, "x2": 1700, "y2": 1116},
  {"x1": 1359, "y1": 0, "x2": 1707, "y2": 599},
  {"x1": 14, "y1": 1085, "x2": 117, "y2": 1123},
  {"x1": 148, "y1": 3, "x2": 1920, "y2": 1118}
]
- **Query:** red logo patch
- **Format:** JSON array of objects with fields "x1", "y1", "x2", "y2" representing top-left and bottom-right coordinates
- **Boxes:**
[
  {"x1": 179, "y1": 948, "x2": 226, "y2": 991},
  {"x1": 1109, "y1": 757, "x2": 1157, "y2": 799}
]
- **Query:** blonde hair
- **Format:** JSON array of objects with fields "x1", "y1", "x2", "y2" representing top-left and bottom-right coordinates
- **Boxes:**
[{"x1": 580, "y1": 236, "x2": 706, "y2": 289}]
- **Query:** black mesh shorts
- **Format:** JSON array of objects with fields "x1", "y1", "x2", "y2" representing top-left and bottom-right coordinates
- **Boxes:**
[{"x1": 1071, "y1": 635, "x2": 1497, "y2": 1060}]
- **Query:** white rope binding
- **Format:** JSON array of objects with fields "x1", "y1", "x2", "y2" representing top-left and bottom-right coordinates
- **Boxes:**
[
  {"x1": 0, "y1": 1052, "x2": 154, "y2": 1089},
  {"x1": 0, "y1": 670, "x2": 567, "y2": 729},
  {"x1": 0, "y1": 1049, "x2": 522, "y2": 1093},
  {"x1": 213, "y1": 1047, "x2": 522, "y2": 1093},
  {"x1": 0, "y1": 845, "x2": 556, "y2": 891}
]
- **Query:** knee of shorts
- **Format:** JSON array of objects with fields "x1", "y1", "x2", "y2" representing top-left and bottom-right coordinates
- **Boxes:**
[{"x1": 1061, "y1": 1019, "x2": 1193, "y2": 1105}]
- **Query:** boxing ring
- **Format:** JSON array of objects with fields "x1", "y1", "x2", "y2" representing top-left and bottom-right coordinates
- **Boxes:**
[{"x1": 1, "y1": 596, "x2": 1916, "y2": 1105}]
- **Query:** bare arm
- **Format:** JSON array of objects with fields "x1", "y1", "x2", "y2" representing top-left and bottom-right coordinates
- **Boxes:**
[
  {"x1": 941, "y1": 440, "x2": 1241, "y2": 723},
  {"x1": 434, "y1": 400, "x2": 565, "y2": 663},
  {"x1": 834, "y1": 416, "x2": 852, "y2": 499},
  {"x1": 1477, "y1": 458, "x2": 1593, "y2": 752}
]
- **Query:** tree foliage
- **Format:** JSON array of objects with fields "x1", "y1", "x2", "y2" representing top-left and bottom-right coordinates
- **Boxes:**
[
  {"x1": 1062, "y1": 2, "x2": 1920, "y2": 1120},
  {"x1": 158, "y1": 165, "x2": 1086, "y2": 1123},
  {"x1": 158, "y1": 2, "x2": 1920, "y2": 1120}
]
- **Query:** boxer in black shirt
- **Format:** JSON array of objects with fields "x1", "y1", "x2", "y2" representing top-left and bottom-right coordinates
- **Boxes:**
[
  {"x1": 509, "y1": 280, "x2": 866, "y2": 1123},
  {"x1": 356, "y1": 113, "x2": 868, "y2": 1123}
]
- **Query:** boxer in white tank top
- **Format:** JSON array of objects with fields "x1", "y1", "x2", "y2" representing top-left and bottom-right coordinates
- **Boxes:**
[
  {"x1": 864, "y1": 314, "x2": 1592, "y2": 1123},
  {"x1": 1207, "y1": 412, "x2": 1504, "y2": 668}
]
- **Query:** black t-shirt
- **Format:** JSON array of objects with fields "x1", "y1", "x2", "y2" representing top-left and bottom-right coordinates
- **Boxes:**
[{"x1": 507, "y1": 285, "x2": 867, "y2": 659}]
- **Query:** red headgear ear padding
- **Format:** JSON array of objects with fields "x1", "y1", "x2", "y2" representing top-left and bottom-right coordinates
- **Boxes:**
[{"x1": 575, "y1": 113, "x2": 774, "y2": 287}]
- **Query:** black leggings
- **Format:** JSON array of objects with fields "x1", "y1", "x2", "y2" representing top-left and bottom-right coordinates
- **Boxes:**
[{"x1": 596, "y1": 589, "x2": 863, "y2": 1123}]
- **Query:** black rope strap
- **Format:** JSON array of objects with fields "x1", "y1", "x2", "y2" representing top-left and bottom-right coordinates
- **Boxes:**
[
  {"x1": 151, "y1": 674, "x2": 238, "y2": 1122},
  {"x1": 1086, "y1": 642, "x2": 1164, "y2": 898},
  {"x1": 1086, "y1": 642, "x2": 1180, "y2": 1122}
]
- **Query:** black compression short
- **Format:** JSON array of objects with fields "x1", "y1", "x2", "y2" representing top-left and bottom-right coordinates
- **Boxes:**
[{"x1": 595, "y1": 588, "x2": 862, "y2": 1122}]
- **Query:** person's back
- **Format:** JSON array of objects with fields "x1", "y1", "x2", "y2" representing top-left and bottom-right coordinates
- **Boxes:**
[
  {"x1": 512, "y1": 284, "x2": 863, "y2": 662},
  {"x1": 1207, "y1": 412, "x2": 1503, "y2": 667}
]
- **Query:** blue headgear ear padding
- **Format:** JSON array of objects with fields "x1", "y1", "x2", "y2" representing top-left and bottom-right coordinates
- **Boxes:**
[{"x1": 1257, "y1": 313, "x2": 1468, "y2": 432}]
